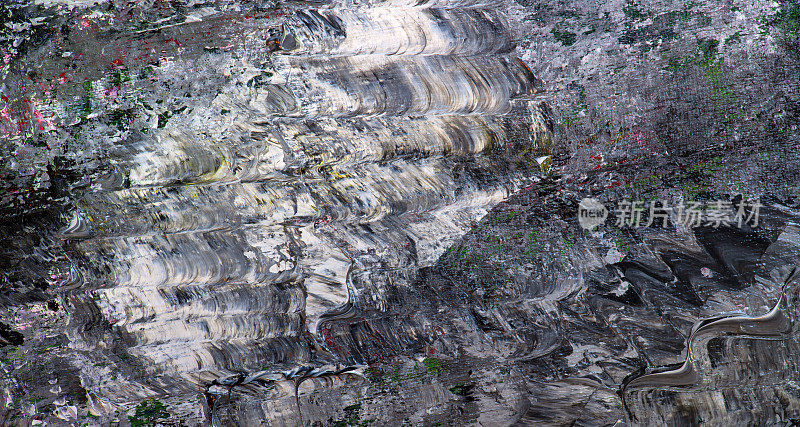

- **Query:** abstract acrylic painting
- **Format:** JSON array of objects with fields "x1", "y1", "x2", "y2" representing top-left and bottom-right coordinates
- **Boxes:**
[{"x1": 1, "y1": 0, "x2": 799, "y2": 425}]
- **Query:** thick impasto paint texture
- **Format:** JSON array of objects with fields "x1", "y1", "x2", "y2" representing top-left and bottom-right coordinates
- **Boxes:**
[{"x1": 1, "y1": 0, "x2": 799, "y2": 425}]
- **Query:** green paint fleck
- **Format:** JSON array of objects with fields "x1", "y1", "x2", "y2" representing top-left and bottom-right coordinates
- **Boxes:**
[
  {"x1": 128, "y1": 398, "x2": 170, "y2": 427},
  {"x1": 80, "y1": 96, "x2": 92, "y2": 118},
  {"x1": 157, "y1": 106, "x2": 188, "y2": 129},
  {"x1": 423, "y1": 357, "x2": 443, "y2": 375},
  {"x1": 697, "y1": 38, "x2": 720, "y2": 64},
  {"x1": 334, "y1": 404, "x2": 375, "y2": 426},
  {"x1": 450, "y1": 384, "x2": 469, "y2": 396},
  {"x1": 551, "y1": 28, "x2": 577, "y2": 46},
  {"x1": 773, "y1": 0, "x2": 800, "y2": 47},
  {"x1": 623, "y1": 2, "x2": 652, "y2": 21},
  {"x1": 725, "y1": 31, "x2": 743, "y2": 45}
]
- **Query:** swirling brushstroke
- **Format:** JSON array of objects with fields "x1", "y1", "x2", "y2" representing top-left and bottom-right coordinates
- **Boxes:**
[{"x1": 54, "y1": 0, "x2": 552, "y2": 413}]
